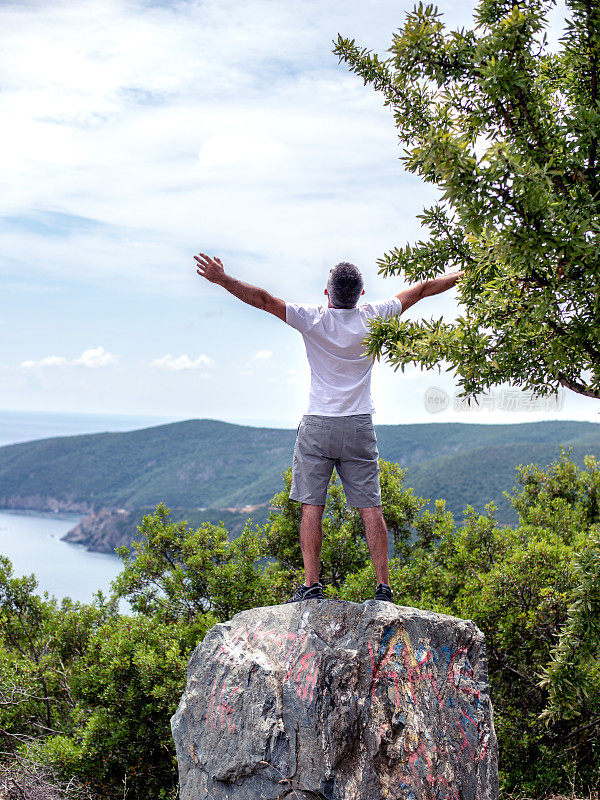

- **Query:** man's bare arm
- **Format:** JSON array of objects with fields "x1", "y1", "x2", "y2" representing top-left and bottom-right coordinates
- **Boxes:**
[
  {"x1": 396, "y1": 269, "x2": 465, "y2": 313},
  {"x1": 194, "y1": 252, "x2": 286, "y2": 322}
]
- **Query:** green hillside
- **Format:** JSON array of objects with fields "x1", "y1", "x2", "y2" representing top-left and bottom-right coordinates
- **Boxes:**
[
  {"x1": 377, "y1": 421, "x2": 600, "y2": 522},
  {"x1": 1, "y1": 418, "x2": 599, "y2": 525},
  {"x1": 402, "y1": 439, "x2": 600, "y2": 523},
  {"x1": 375, "y1": 419, "x2": 600, "y2": 464},
  {"x1": 0, "y1": 419, "x2": 295, "y2": 509}
]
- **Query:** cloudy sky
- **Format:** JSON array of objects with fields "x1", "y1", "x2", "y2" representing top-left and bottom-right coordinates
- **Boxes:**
[{"x1": 2, "y1": 0, "x2": 597, "y2": 428}]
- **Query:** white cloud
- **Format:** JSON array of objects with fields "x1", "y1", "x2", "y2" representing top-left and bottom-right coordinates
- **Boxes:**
[
  {"x1": 150, "y1": 353, "x2": 213, "y2": 371},
  {"x1": 241, "y1": 348, "x2": 274, "y2": 375},
  {"x1": 197, "y1": 131, "x2": 287, "y2": 169},
  {"x1": 73, "y1": 346, "x2": 118, "y2": 368},
  {"x1": 0, "y1": 0, "x2": 438, "y2": 300},
  {"x1": 20, "y1": 356, "x2": 69, "y2": 369},
  {"x1": 252, "y1": 350, "x2": 273, "y2": 362},
  {"x1": 20, "y1": 347, "x2": 118, "y2": 369}
]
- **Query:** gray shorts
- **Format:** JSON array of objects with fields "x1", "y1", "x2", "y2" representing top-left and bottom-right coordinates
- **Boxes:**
[{"x1": 289, "y1": 414, "x2": 381, "y2": 508}]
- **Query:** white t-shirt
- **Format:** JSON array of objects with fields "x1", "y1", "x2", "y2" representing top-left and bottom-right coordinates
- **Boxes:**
[{"x1": 285, "y1": 297, "x2": 403, "y2": 416}]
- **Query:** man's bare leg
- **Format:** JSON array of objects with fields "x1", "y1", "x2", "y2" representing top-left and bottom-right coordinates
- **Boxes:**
[
  {"x1": 359, "y1": 506, "x2": 390, "y2": 586},
  {"x1": 300, "y1": 503, "x2": 325, "y2": 585}
]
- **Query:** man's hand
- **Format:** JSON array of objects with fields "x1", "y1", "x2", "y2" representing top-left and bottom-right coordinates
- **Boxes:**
[
  {"x1": 195, "y1": 252, "x2": 226, "y2": 284},
  {"x1": 193, "y1": 251, "x2": 287, "y2": 322},
  {"x1": 396, "y1": 268, "x2": 464, "y2": 313}
]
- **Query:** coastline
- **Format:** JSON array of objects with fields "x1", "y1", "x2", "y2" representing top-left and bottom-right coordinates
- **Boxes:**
[
  {"x1": 0, "y1": 507, "x2": 84, "y2": 521},
  {"x1": 0, "y1": 509, "x2": 125, "y2": 603}
]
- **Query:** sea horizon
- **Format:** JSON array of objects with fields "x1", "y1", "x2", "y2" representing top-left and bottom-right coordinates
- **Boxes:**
[
  {"x1": 0, "y1": 407, "x2": 597, "y2": 451},
  {"x1": 0, "y1": 408, "x2": 298, "y2": 448}
]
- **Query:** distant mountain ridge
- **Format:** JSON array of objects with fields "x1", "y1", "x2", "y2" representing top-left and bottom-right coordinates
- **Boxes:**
[
  {"x1": 0, "y1": 419, "x2": 296, "y2": 511},
  {"x1": 1, "y1": 418, "x2": 599, "y2": 552}
]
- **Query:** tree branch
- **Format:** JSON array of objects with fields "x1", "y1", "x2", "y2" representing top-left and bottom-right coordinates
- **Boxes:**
[
  {"x1": 564, "y1": 713, "x2": 600, "y2": 740},
  {"x1": 557, "y1": 371, "x2": 600, "y2": 398},
  {"x1": 546, "y1": 317, "x2": 600, "y2": 361}
]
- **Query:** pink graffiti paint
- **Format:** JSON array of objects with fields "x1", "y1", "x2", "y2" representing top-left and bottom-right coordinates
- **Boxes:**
[
  {"x1": 207, "y1": 673, "x2": 221, "y2": 727},
  {"x1": 446, "y1": 647, "x2": 467, "y2": 680},
  {"x1": 284, "y1": 650, "x2": 319, "y2": 701},
  {"x1": 222, "y1": 625, "x2": 320, "y2": 705},
  {"x1": 207, "y1": 679, "x2": 240, "y2": 733},
  {"x1": 369, "y1": 640, "x2": 404, "y2": 705},
  {"x1": 459, "y1": 684, "x2": 481, "y2": 700},
  {"x1": 436, "y1": 774, "x2": 460, "y2": 800},
  {"x1": 301, "y1": 663, "x2": 318, "y2": 703},
  {"x1": 474, "y1": 731, "x2": 490, "y2": 763},
  {"x1": 455, "y1": 719, "x2": 475, "y2": 760},
  {"x1": 462, "y1": 709, "x2": 477, "y2": 726}
]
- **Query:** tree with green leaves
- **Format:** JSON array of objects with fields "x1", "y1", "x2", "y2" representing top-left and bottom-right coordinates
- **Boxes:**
[
  {"x1": 334, "y1": 0, "x2": 600, "y2": 400},
  {"x1": 38, "y1": 615, "x2": 188, "y2": 800},
  {"x1": 0, "y1": 554, "x2": 189, "y2": 800},
  {"x1": 112, "y1": 503, "x2": 272, "y2": 638},
  {"x1": 0, "y1": 556, "x2": 116, "y2": 755}
]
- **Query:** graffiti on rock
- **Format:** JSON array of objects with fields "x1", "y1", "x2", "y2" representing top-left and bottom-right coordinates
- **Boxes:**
[
  {"x1": 199, "y1": 619, "x2": 490, "y2": 799},
  {"x1": 204, "y1": 623, "x2": 320, "y2": 734},
  {"x1": 369, "y1": 624, "x2": 490, "y2": 800}
]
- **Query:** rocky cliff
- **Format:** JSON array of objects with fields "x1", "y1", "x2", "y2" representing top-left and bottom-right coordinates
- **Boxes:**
[
  {"x1": 0, "y1": 494, "x2": 93, "y2": 515},
  {"x1": 171, "y1": 600, "x2": 499, "y2": 800},
  {"x1": 61, "y1": 504, "x2": 271, "y2": 553},
  {"x1": 62, "y1": 508, "x2": 137, "y2": 553}
]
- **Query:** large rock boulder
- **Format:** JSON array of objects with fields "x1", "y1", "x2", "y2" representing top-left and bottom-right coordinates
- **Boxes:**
[{"x1": 171, "y1": 600, "x2": 499, "y2": 800}]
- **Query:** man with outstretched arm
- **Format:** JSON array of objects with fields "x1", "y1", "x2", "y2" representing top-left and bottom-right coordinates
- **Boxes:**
[{"x1": 194, "y1": 253, "x2": 464, "y2": 603}]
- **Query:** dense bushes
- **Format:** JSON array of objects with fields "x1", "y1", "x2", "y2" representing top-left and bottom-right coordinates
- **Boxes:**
[{"x1": 1, "y1": 449, "x2": 599, "y2": 798}]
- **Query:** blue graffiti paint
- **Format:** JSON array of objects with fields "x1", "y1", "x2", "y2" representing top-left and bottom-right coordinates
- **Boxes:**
[
  {"x1": 461, "y1": 709, "x2": 477, "y2": 727},
  {"x1": 379, "y1": 625, "x2": 396, "y2": 656},
  {"x1": 440, "y1": 646, "x2": 453, "y2": 667},
  {"x1": 399, "y1": 781, "x2": 417, "y2": 800},
  {"x1": 413, "y1": 755, "x2": 426, "y2": 776}
]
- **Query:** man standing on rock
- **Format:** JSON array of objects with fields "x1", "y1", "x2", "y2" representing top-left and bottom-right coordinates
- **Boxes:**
[{"x1": 194, "y1": 253, "x2": 464, "y2": 603}]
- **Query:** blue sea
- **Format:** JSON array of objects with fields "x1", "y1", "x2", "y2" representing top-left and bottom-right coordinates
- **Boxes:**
[
  {"x1": 0, "y1": 509, "x2": 128, "y2": 606},
  {"x1": 0, "y1": 408, "x2": 179, "y2": 448}
]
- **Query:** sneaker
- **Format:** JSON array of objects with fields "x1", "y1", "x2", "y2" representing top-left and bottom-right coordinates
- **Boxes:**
[
  {"x1": 286, "y1": 581, "x2": 325, "y2": 603},
  {"x1": 374, "y1": 583, "x2": 393, "y2": 602}
]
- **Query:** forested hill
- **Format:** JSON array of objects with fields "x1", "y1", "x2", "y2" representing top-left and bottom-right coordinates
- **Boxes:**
[
  {"x1": 1, "y1": 418, "x2": 600, "y2": 526},
  {"x1": 0, "y1": 419, "x2": 295, "y2": 511}
]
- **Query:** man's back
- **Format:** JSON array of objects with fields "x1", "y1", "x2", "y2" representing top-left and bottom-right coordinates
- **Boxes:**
[
  {"x1": 193, "y1": 251, "x2": 463, "y2": 602},
  {"x1": 286, "y1": 298, "x2": 403, "y2": 416}
]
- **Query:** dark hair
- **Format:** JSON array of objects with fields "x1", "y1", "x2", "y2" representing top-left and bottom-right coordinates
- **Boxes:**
[{"x1": 327, "y1": 262, "x2": 364, "y2": 308}]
